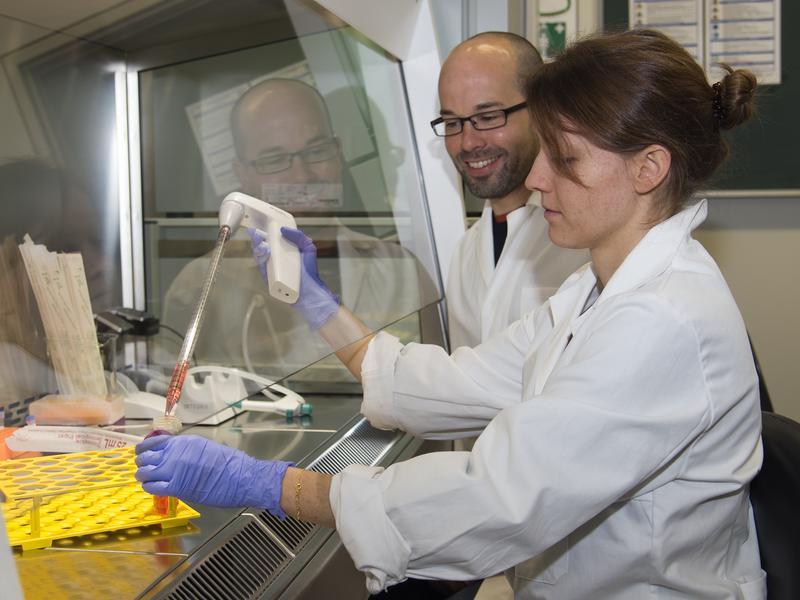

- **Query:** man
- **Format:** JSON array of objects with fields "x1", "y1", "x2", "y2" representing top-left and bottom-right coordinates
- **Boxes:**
[
  {"x1": 438, "y1": 32, "x2": 588, "y2": 349},
  {"x1": 231, "y1": 78, "x2": 351, "y2": 215},
  {"x1": 162, "y1": 79, "x2": 424, "y2": 379}
]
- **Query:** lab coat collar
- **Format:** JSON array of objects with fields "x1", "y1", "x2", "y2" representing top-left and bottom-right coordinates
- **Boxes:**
[
  {"x1": 504, "y1": 192, "x2": 540, "y2": 236},
  {"x1": 544, "y1": 200, "x2": 707, "y2": 327},
  {"x1": 547, "y1": 263, "x2": 596, "y2": 328},
  {"x1": 532, "y1": 263, "x2": 596, "y2": 395},
  {"x1": 479, "y1": 192, "x2": 539, "y2": 214},
  {"x1": 477, "y1": 202, "x2": 494, "y2": 286},
  {"x1": 598, "y1": 199, "x2": 708, "y2": 304},
  {"x1": 478, "y1": 193, "x2": 540, "y2": 284}
]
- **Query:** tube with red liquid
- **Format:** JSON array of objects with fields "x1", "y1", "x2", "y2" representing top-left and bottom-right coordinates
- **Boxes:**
[{"x1": 145, "y1": 414, "x2": 182, "y2": 516}]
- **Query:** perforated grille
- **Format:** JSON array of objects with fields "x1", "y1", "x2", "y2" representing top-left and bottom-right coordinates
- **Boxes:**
[
  {"x1": 308, "y1": 418, "x2": 399, "y2": 475},
  {"x1": 257, "y1": 511, "x2": 315, "y2": 553},
  {"x1": 163, "y1": 519, "x2": 291, "y2": 600},
  {"x1": 252, "y1": 420, "x2": 399, "y2": 555}
]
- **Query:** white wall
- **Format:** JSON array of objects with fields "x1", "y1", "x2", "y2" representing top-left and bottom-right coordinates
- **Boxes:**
[{"x1": 696, "y1": 196, "x2": 800, "y2": 422}]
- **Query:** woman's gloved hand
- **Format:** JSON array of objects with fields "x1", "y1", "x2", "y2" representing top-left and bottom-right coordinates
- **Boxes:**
[
  {"x1": 247, "y1": 226, "x2": 340, "y2": 330},
  {"x1": 135, "y1": 434, "x2": 292, "y2": 516}
]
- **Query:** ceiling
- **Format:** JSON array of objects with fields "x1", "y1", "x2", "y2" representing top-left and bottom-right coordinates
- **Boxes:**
[
  {"x1": 0, "y1": 0, "x2": 162, "y2": 56},
  {"x1": 0, "y1": 0, "x2": 321, "y2": 63},
  {"x1": 0, "y1": 0, "x2": 135, "y2": 31}
]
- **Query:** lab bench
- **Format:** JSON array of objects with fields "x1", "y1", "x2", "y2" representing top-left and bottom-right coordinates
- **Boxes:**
[{"x1": 13, "y1": 394, "x2": 425, "y2": 599}]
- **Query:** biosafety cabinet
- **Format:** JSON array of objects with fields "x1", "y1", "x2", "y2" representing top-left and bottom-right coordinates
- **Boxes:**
[{"x1": 0, "y1": 0, "x2": 463, "y2": 598}]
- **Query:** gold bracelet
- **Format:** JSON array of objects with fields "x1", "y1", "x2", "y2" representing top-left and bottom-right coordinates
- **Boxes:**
[{"x1": 294, "y1": 471, "x2": 302, "y2": 521}]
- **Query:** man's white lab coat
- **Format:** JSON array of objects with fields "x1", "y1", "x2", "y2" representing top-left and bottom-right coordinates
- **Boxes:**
[
  {"x1": 330, "y1": 200, "x2": 765, "y2": 599},
  {"x1": 446, "y1": 195, "x2": 588, "y2": 348}
]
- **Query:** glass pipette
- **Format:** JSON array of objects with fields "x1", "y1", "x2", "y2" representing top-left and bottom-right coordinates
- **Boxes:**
[{"x1": 164, "y1": 225, "x2": 232, "y2": 415}]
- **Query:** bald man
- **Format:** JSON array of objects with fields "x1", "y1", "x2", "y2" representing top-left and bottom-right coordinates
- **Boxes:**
[
  {"x1": 439, "y1": 32, "x2": 588, "y2": 349},
  {"x1": 230, "y1": 79, "x2": 346, "y2": 210}
]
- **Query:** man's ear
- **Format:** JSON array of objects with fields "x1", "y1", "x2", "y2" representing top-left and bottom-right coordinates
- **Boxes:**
[{"x1": 631, "y1": 144, "x2": 671, "y2": 195}]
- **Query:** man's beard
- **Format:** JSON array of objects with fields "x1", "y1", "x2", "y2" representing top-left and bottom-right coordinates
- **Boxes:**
[{"x1": 459, "y1": 150, "x2": 529, "y2": 199}]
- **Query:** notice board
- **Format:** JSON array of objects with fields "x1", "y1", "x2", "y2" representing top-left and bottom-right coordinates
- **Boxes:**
[{"x1": 604, "y1": 0, "x2": 799, "y2": 191}]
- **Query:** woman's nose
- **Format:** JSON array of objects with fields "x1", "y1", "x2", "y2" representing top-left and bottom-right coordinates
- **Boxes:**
[{"x1": 525, "y1": 152, "x2": 550, "y2": 192}]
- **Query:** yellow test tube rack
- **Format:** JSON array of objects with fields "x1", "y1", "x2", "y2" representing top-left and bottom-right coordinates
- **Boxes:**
[{"x1": 0, "y1": 447, "x2": 200, "y2": 551}]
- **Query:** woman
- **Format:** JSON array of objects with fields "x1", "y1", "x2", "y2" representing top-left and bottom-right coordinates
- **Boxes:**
[{"x1": 136, "y1": 29, "x2": 764, "y2": 598}]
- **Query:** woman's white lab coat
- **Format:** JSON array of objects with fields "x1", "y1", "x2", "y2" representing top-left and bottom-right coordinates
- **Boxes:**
[
  {"x1": 446, "y1": 195, "x2": 588, "y2": 348},
  {"x1": 330, "y1": 201, "x2": 765, "y2": 599}
]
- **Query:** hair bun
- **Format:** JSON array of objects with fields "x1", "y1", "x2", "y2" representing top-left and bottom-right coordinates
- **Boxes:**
[{"x1": 717, "y1": 65, "x2": 757, "y2": 130}]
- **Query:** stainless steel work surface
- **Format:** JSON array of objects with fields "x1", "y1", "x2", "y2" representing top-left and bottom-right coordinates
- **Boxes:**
[
  {"x1": 184, "y1": 394, "x2": 364, "y2": 464},
  {"x1": 13, "y1": 394, "x2": 365, "y2": 600}
]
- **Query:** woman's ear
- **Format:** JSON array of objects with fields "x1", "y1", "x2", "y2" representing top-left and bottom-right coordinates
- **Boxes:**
[{"x1": 631, "y1": 144, "x2": 671, "y2": 195}]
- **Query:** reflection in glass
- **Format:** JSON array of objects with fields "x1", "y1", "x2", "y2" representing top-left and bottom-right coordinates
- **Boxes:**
[{"x1": 140, "y1": 21, "x2": 441, "y2": 422}]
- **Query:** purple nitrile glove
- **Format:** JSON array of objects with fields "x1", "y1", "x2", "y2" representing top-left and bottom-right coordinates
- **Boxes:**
[
  {"x1": 246, "y1": 226, "x2": 340, "y2": 330},
  {"x1": 135, "y1": 434, "x2": 292, "y2": 516}
]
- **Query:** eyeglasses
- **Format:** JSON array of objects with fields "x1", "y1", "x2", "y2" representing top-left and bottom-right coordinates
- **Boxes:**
[
  {"x1": 430, "y1": 102, "x2": 528, "y2": 137},
  {"x1": 248, "y1": 139, "x2": 339, "y2": 175}
]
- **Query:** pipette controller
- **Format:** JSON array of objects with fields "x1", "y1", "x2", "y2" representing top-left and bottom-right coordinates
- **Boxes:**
[
  {"x1": 164, "y1": 193, "x2": 301, "y2": 415},
  {"x1": 219, "y1": 192, "x2": 301, "y2": 303}
]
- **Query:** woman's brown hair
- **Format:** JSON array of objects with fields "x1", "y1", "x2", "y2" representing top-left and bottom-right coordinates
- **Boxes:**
[{"x1": 527, "y1": 29, "x2": 757, "y2": 216}]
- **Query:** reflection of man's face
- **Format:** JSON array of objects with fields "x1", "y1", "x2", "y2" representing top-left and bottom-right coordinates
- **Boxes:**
[
  {"x1": 232, "y1": 84, "x2": 343, "y2": 206},
  {"x1": 438, "y1": 44, "x2": 538, "y2": 200}
]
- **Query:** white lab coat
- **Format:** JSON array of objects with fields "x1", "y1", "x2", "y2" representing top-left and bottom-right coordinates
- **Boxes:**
[
  {"x1": 330, "y1": 200, "x2": 765, "y2": 599},
  {"x1": 446, "y1": 195, "x2": 589, "y2": 348}
]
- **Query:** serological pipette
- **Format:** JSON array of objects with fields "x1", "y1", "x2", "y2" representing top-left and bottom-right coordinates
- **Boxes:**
[{"x1": 164, "y1": 225, "x2": 231, "y2": 415}]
